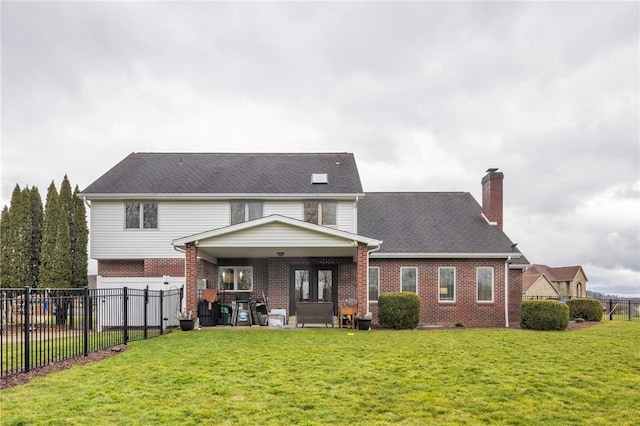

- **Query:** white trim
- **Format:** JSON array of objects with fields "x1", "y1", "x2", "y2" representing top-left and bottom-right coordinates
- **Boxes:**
[
  {"x1": 371, "y1": 252, "x2": 522, "y2": 259},
  {"x1": 172, "y1": 214, "x2": 382, "y2": 247},
  {"x1": 82, "y1": 193, "x2": 364, "y2": 201},
  {"x1": 438, "y1": 266, "x2": 456, "y2": 303}
]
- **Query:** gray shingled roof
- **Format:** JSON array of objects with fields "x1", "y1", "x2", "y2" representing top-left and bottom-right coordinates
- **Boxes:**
[
  {"x1": 82, "y1": 152, "x2": 363, "y2": 195},
  {"x1": 358, "y1": 192, "x2": 527, "y2": 256}
]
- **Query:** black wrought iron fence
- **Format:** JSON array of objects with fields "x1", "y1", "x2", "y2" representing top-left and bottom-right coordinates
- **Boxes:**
[
  {"x1": 0, "y1": 286, "x2": 182, "y2": 378},
  {"x1": 522, "y1": 295, "x2": 640, "y2": 322}
]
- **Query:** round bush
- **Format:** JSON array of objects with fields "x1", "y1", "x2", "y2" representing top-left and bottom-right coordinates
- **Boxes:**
[
  {"x1": 566, "y1": 298, "x2": 603, "y2": 322},
  {"x1": 520, "y1": 300, "x2": 569, "y2": 331},
  {"x1": 377, "y1": 292, "x2": 420, "y2": 329}
]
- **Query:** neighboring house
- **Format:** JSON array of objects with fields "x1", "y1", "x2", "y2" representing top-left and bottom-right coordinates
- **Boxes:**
[
  {"x1": 522, "y1": 264, "x2": 588, "y2": 299},
  {"x1": 81, "y1": 153, "x2": 529, "y2": 328}
]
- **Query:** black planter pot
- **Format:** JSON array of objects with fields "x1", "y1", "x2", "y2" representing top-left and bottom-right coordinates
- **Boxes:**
[
  {"x1": 357, "y1": 318, "x2": 372, "y2": 330},
  {"x1": 179, "y1": 319, "x2": 194, "y2": 331}
]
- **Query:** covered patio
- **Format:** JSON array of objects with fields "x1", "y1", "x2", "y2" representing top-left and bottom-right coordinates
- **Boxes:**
[{"x1": 172, "y1": 215, "x2": 381, "y2": 326}]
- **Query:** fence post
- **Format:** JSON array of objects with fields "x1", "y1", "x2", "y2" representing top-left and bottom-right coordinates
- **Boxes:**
[
  {"x1": 123, "y1": 287, "x2": 129, "y2": 344},
  {"x1": 23, "y1": 287, "x2": 30, "y2": 373},
  {"x1": 159, "y1": 290, "x2": 164, "y2": 336},
  {"x1": 609, "y1": 299, "x2": 613, "y2": 321},
  {"x1": 628, "y1": 300, "x2": 632, "y2": 321},
  {"x1": 83, "y1": 287, "x2": 89, "y2": 356},
  {"x1": 144, "y1": 286, "x2": 149, "y2": 340}
]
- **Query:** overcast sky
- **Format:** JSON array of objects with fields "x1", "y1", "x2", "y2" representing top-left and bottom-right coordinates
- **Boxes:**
[{"x1": 1, "y1": 1, "x2": 638, "y2": 297}]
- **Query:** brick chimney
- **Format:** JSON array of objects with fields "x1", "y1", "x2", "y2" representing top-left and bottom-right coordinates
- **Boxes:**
[{"x1": 482, "y1": 168, "x2": 504, "y2": 230}]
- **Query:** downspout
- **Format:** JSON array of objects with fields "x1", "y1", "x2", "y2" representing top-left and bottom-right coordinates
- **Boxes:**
[{"x1": 505, "y1": 256, "x2": 511, "y2": 328}]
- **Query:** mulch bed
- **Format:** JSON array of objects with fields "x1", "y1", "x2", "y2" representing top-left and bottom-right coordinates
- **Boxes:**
[{"x1": 0, "y1": 345, "x2": 128, "y2": 390}]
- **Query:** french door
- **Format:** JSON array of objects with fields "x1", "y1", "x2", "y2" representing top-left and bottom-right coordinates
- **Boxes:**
[{"x1": 289, "y1": 265, "x2": 337, "y2": 316}]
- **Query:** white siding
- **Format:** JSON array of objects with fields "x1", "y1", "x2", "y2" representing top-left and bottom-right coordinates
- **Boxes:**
[
  {"x1": 90, "y1": 200, "x2": 228, "y2": 259},
  {"x1": 91, "y1": 198, "x2": 359, "y2": 259},
  {"x1": 199, "y1": 222, "x2": 354, "y2": 248},
  {"x1": 336, "y1": 200, "x2": 357, "y2": 233},
  {"x1": 263, "y1": 201, "x2": 303, "y2": 220}
]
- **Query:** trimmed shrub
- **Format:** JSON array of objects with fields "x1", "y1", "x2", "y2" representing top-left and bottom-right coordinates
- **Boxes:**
[
  {"x1": 378, "y1": 292, "x2": 420, "y2": 329},
  {"x1": 566, "y1": 298, "x2": 603, "y2": 322},
  {"x1": 520, "y1": 300, "x2": 569, "y2": 331}
]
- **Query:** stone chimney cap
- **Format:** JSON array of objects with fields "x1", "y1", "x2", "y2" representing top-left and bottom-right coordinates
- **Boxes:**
[{"x1": 486, "y1": 168, "x2": 499, "y2": 173}]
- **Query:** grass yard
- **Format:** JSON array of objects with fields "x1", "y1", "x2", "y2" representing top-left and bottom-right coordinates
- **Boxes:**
[{"x1": 1, "y1": 322, "x2": 639, "y2": 425}]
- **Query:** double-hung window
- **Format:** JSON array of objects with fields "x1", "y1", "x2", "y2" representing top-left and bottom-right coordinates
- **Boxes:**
[
  {"x1": 401, "y1": 267, "x2": 417, "y2": 293},
  {"x1": 230, "y1": 202, "x2": 263, "y2": 225},
  {"x1": 368, "y1": 267, "x2": 380, "y2": 302},
  {"x1": 125, "y1": 202, "x2": 157, "y2": 229},
  {"x1": 477, "y1": 267, "x2": 494, "y2": 302},
  {"x1": 304, "y1": 201, "x2": 337, "y2": 226},
  {"x1": 439, "y1": 267, "x2": 456, "y2": 302},
  {"x1": 219, "y1": 266, "x2": 253, "y2": 291}
]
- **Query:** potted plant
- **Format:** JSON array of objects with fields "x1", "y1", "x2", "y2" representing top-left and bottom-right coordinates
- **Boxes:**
[
  {"x1": 356, "y1": 312, "x2": 373, "y2": 330},
  {"x1": 177, "y1": 309, "x2": 194, "y2": 331}
]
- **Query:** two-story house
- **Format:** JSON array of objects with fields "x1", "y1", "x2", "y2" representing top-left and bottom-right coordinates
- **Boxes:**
[
  {"x1": 522, "y1": 264, "x2": 588, "y2": 300},
  {"x1": 81, "y1": 152, "x2": 528, "y2": 328}
]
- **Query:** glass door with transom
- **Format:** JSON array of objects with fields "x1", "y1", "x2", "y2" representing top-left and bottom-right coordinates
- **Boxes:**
[{"x1": 289, "y1": 266, "x2": 337, "y2": 316}]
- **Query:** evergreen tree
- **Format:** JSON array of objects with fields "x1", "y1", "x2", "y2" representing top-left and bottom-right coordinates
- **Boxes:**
[
  {"x1": 40, "y1": 181, "x2": 71, "y2": 289},
  {"x1": 71, "y1": 185, "x2": 88, "y2": 288},
  {"x1": 0, "y1": 206, "x2": 10, "y2": 288},
  {"x1": 29, "y1": 187, "x2": 43, "y2": 287},
  {"x1": 4, "y1": 185, "x2": 33, "y2": 288}
]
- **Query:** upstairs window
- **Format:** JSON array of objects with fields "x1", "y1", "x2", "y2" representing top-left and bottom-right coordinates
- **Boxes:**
[
  {"x1": 125, "y1": 202, "x2": 157, "y2": 229},
  {"x1": 304, "y1": 201, "x2": 337, "y2": 226},
  {"x1": 231, "y1": 202, "x2": 263, "y2": 225}
]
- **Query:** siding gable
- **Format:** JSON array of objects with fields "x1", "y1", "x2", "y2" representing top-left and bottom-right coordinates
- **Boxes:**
[{"x1": 197, "y1": 222, "x2": 356, "y2": 248}]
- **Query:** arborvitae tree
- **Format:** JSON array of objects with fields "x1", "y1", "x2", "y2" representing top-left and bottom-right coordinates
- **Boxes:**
[
  {"x1": 29, "y1": 187, "x2": 43, "y2": 287},
  {"x1": 71, "y1": 185, "x2": 88, "y2": 288},
  {"x1": 4, "y1": 185, "x2": 33, "y2": 288},
  {"x1": 41, "y1": 182, "x2": 72, "y2": 325},
  {"x1": 40, "y1": 181, "x2": 71, "y2": 289},
  {"x1": 0, "y1": 206, "x2": 10, "y2": 288}
]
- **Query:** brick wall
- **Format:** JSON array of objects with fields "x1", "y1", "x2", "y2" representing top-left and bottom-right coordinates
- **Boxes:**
[
  {"x1": 369, "y1": 258, "x2": 517, "y2": 328},
  {"x1": 144, "y1": 258, "x2": 185, "y2": 277},
  {"x1": 98, "y1": 260, "x2": 145, "y2": 277}
]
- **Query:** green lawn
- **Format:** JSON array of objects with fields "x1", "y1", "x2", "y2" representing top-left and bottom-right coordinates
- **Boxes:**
[{"x1": 1, "y1": 322, "x2": 639, "y2": 425}]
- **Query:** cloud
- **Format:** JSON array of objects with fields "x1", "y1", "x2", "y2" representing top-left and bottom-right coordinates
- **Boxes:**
[{"x1": 1, "y1": 1, "x2": 638, "y2": 296}]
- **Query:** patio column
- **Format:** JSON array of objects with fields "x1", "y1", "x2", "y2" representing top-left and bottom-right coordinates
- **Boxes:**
[
  {"x1": 185, "y1": 242, "x2": 198, "y2": 316},
  {"x1": 356, "y1": 242, "x2": 368, "y2": 315}
]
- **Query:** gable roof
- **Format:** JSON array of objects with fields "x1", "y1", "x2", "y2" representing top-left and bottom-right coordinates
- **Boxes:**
[
  {"x1": 522, "y1": 272, "x2": 559, "y2": 293},
  {"x1": 524, "y1": 264, "x2": 587, "y2": 282},
  {"x1": 359, "y1": 192, "x2": 526, "y2": 259},
  {"x1": 172, "y1": 214, "x2": 381, "y2": 261},
  {"x1": 82, "y1": 152, "x2": 363, "y2": 197}
]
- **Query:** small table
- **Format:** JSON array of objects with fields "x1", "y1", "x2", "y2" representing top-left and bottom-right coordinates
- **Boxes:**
[{"x1": 339, "y1": 306, "x2": 356, "y2": 328}]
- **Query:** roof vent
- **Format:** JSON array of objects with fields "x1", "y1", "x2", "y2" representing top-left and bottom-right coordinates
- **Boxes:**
[{"x1": 311, "y1": 173, "x2": 328, "y2": 184}]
